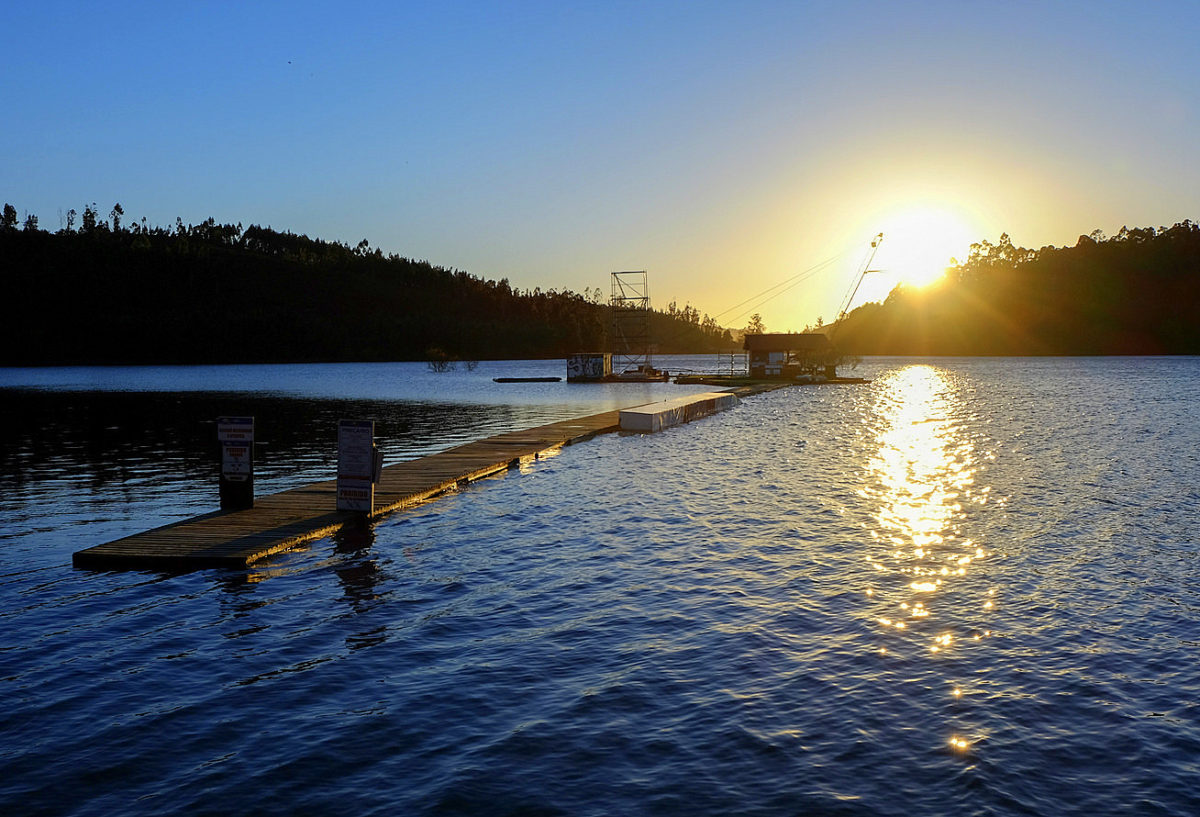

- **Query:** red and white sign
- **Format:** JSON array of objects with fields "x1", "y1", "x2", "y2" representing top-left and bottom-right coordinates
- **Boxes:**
[
  {"x1": 218, "y1": 417, "x2": 254, "y2": 482},
  {"x1": 337, "y1": 419, "x2": 375, "y2": 512}
]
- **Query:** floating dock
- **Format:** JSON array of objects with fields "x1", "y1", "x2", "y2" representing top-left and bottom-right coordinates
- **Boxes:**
[
  {"x1": 492, "y1": 376, "x2": 562, "y2": 383},
  {"x1": 73, "y1": 385, "x2": 785, "y2": 572},
  {"x1": 673, "y1": 374, "x2": 869, "y2": 386},
  {"x1": 73, "y1": 412, "x2": 622, "y2": 571},
  {"x1": 619, "y1": 391, "x2": 738, "y2": 433}
]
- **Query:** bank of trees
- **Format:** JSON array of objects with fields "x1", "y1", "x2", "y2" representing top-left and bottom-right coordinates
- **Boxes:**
[
  {"x1": 12, "y1": 200, "x2": 1192, "y2": 362},
  {"x1": 833, "y1": 222, "x2": 1200, "y2": 355},
  {"x1": 0, "y1": 203, "x2": 734, "y2": 364}
]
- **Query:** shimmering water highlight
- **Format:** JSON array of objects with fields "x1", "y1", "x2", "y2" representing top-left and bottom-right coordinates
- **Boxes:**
[{"x1": 2, "y1": 357, "x2": 1199, "y2": 815}]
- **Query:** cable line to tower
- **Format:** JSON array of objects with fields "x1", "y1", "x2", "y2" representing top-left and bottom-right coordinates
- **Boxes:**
[{"x1": 709, "y1": 252, "x2": 844, "y2": 328}]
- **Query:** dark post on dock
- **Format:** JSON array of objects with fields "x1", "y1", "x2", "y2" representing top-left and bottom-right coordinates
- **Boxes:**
[{"x1": 217, "y1": 416, "x2": 254, "y2": 510}]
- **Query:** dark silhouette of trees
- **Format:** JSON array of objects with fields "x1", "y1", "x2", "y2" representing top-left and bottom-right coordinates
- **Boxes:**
[
  {"x1": 8, "y1": 201, "x2": 1197, "y2": 362},
  {"x1": 0, "y1": 203, "x2": 736, "y2": 365},
  {"x1": 80, "y1": 203, "x2": 98, "y2": 233},
  {"x1": 833, "y1": 221, "x2": 1200, "y2": 355}
]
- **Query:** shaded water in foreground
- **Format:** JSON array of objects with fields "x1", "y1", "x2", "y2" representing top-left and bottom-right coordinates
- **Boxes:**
[{"x1": 2, "y1": 357, "x2": 1199, "y2": 815}]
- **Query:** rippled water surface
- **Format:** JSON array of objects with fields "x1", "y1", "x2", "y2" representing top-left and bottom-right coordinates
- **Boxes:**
[{"x1": 3, "y1": 357, "x2": 1199, "y2": 815}]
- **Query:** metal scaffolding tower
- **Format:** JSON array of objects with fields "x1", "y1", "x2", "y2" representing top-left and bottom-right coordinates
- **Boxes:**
[{"x1": 610, "y1": 270, "x2": 652, "y2": 375}]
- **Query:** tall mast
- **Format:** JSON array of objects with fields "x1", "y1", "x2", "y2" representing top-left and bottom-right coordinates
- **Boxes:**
[{"x1": 829, "y1": 232, "x2": 883, "y2": 341}]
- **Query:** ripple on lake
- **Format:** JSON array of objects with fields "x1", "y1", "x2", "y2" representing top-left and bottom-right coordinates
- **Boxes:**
[{"x1": 3, "y1": 358, "x2": 1200, "y2": 815}]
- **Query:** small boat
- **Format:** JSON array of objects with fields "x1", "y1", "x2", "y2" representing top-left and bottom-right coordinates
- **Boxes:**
[{"x1": 605, "y1": 365, "x2": 670, "y2": 382}]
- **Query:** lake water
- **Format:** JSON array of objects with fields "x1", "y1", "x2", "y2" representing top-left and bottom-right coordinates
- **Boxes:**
[{"x1": 2, "y1": 356, "x2": 1198, "y2": 816}]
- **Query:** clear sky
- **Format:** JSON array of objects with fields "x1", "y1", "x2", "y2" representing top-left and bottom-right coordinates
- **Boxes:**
[{"x1": 4, "y1": 1, "x2": 1198, "y2": 331}]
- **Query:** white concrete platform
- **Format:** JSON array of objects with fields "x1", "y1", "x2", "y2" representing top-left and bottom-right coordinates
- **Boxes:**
[{"x1": 619, "y1": 392, "x2": 740, "y2": 433}]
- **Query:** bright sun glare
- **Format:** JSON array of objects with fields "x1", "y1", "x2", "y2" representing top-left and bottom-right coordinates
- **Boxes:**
[{"x1": 874, "y1": 207, "x2": 976, "y2": 290}]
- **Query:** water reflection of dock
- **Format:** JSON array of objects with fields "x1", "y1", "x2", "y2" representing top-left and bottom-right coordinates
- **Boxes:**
[{"x1": 73, "y1": 412, "x2": 625, "y2": 571}]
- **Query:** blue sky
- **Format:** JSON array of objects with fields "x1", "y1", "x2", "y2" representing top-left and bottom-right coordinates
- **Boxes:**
[{"x1": 4, "y1": 1, "x2": 1198, "y2": 330}]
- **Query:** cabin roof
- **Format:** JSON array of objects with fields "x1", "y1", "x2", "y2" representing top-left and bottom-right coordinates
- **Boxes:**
[{"x1": 743, "y1": 333, "x2": 832, "y2": 352}]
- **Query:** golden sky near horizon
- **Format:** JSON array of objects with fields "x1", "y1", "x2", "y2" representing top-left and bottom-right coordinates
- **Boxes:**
[{"x1": 4, "y1": 2, "x2": 1197, "y2": 332}]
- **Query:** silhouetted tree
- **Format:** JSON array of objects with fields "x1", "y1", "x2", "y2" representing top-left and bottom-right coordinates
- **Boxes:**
[
  {"x1": 0, "y1": 201, "x2": 740, "y2": 364},
  {"x1": 835, "y1": 221, "x2": 1200, "y2": 355}
]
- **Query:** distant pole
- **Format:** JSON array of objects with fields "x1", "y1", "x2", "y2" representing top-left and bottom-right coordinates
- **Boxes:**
[{"x1": 217, "y1": 416, "x2": 254, "y2": 510}]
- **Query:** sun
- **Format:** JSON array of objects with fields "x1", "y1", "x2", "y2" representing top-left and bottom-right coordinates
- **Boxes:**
[{"x1": 873, "y1": 206, "x2": 976, "y2": 290}]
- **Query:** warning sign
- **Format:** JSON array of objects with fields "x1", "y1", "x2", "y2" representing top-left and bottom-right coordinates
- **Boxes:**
[
  {"x1": 217, "y1": 416, "x2": 254, "y2": 509},
  {"x1": 337, "y1": 419, "x2": 375, "y2": 512}
]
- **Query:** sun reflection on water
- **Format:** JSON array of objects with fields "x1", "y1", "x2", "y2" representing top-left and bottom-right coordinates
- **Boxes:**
[
  {"x1": 868, "y1": 366, "x2": 976, "y2": 552},
  {"x1": 860, "y1": 364, "x2": 996, "y2": 756}
]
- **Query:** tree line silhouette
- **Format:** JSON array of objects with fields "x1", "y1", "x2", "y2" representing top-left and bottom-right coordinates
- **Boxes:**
[
  {"x1": 1, "y1": 202, "x2": 735, "y2": 365},
  {"x1": 833, "y1": 221, "x2": 1200, "y2": 355}
]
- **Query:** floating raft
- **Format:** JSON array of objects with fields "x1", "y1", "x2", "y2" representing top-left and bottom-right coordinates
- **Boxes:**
[
  {"x1": 619, "y1": 391, "x2": 739, "y2": 433},
  {"x1": 73, "y1": 384, "x2": 784, "y2": 573},
  {"x1": 73, "y1": 411, "x2": 622, "y2": 571},
  {"x1": 674, "y1": 374, "x2": 869, "y2": 386}
]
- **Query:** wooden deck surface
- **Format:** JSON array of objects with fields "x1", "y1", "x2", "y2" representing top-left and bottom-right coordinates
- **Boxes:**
[
  {"x1": 72, "y1": 383, "x2": 789, "y2": 573},
  {"x1": 73, "y1": 410, "x2": 623, "y2": 571}
]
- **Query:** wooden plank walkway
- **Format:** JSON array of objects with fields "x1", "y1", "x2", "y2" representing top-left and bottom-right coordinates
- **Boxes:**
[
  {"x1": 73, "y1": 383, "x2": 789, "y2": 572},
  {"x1": 73, "y1": 410, "x2": 623, "y2": 571}
]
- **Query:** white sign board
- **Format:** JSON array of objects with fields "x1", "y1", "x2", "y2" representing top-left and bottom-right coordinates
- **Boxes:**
[
  {"x1": 337, "y1": 419, "x2": 375, "y2": 512},
  {"x1": 218, "y1": 416, "x2": 254, "y2": 481}
]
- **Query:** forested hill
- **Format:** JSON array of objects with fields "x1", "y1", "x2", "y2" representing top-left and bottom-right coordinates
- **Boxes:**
[
  {"x1": 0, "y1": 204, "x2": 734, "y2": 365},
  {"x1": 833, "y1": 221, "x2": 1200, "y2": 355}
]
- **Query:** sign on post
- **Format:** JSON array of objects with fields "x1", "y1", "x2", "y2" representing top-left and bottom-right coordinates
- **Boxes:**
[
  {"x1": 217, "y1": 416, "x2": 254, "y2": 510},
  {"x1": 337, "y1": 419, "x2": 377, "y2": 513}
]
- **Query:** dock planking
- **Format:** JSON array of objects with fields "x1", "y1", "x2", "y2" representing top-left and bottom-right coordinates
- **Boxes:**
[
  {"x1": 72, "y1": 383, "x2": 788, "y2": 572},
  {"x1": 73, "y1": 410, "x2": 623, "y2": 571}
]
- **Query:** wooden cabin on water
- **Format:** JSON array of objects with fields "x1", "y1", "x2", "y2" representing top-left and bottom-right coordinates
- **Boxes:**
[{"x1": 744, "y1": 333, "x2": 837, "y2": 379}]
